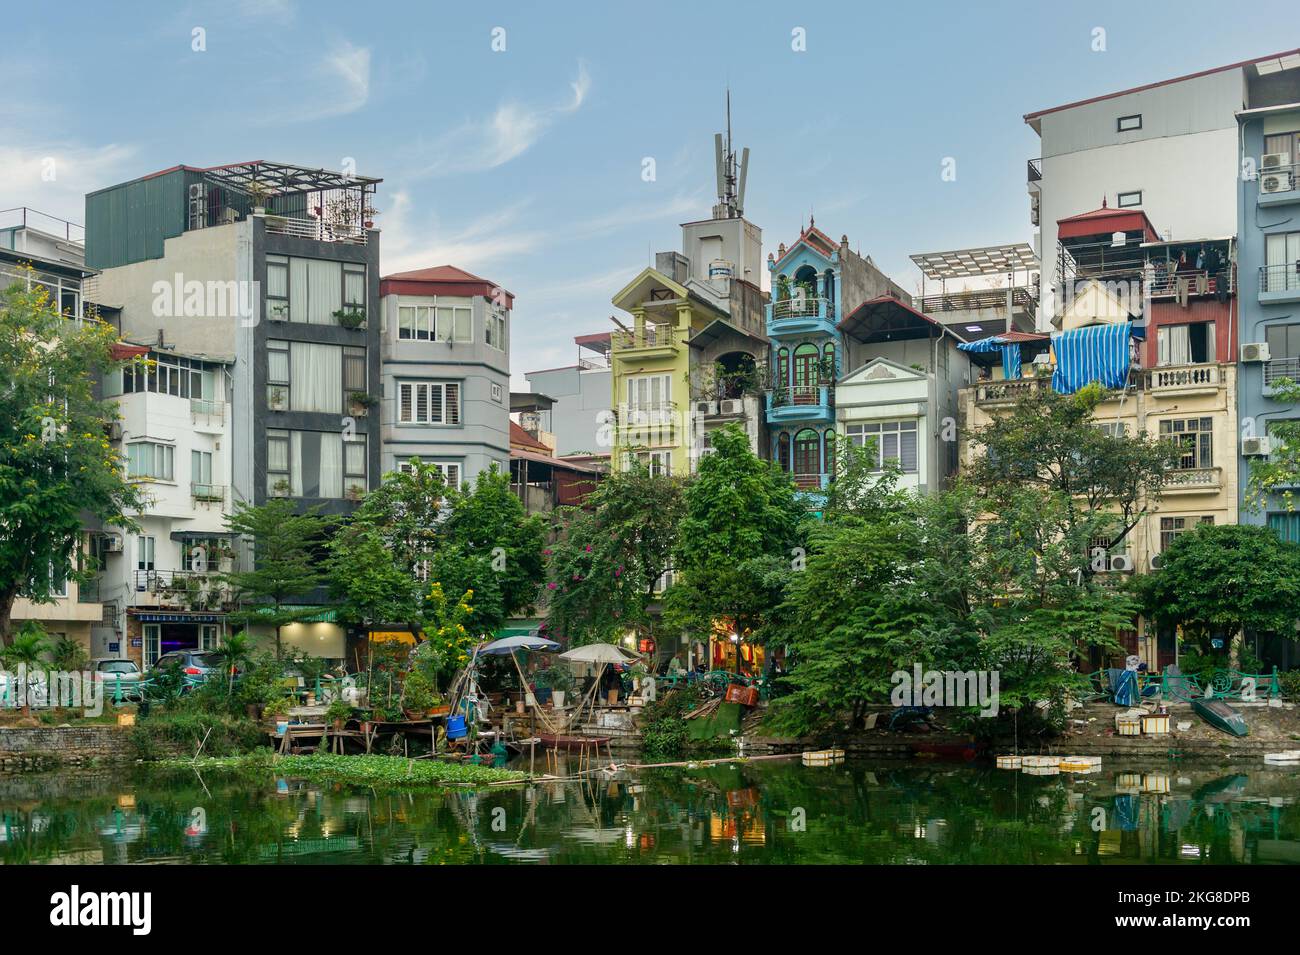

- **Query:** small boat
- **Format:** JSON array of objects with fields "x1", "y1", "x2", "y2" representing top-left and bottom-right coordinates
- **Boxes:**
[{"x1": 1192, "y1": 698, "x2": 1249, "y2": 737}]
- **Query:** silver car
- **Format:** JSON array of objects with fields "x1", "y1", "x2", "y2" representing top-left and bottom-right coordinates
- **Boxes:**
[{"x1": 92, "y1": 658, "x2": 145, "y2": 701}]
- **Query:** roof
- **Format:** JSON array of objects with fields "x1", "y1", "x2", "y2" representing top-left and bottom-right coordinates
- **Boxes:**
[
  {"x1": 91, "y1": 160, "x2": 382, "y2": 197},
  {"x1": 510, "y1": 391, "x2": 555, "y2": 413},
  {"x1": 839, "y1": 295, "x2": 962, "y2": 344},
  {"x1": 379, "y1": 264, "x2": 514, "y2": 307},
  {"x1": 510, "y1": 447, "x2": 602, "y2": 474},
  {"x1": 574, "y1": 331, "x2": 612, "y2": 349},
  {"x1": 689, "y1": 316, "x2": 768, "y2": 350},
  {"x1": 771, "y1": 219, "x2": 840, "y2": 270},
  {"x1": 509, "y1": 421, "x2": 550, "y2": 452},
  {"x1": 1057, "y1": 204, "x2": 1158, "y2": 242},
  {"x1": 1024, "y1": 48, "x2": 1300, "y2": 129},
  {"x1": 910, "y1": 243, "x2": 1038, "y2": 280}
]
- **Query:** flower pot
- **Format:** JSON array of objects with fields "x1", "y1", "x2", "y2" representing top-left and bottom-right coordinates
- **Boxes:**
[
  {"x1": 551, "y1": 690, "x2": 566, "y2": 708},
  {"x1": 515, "y1": 700, "x2": 525, "y2": 714},
  {"x1": 534, "y1": 687, "x2": 552, "y2": 705}
]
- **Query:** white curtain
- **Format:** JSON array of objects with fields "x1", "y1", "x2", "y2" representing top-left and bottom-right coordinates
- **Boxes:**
[
  {"x1": 290, "y1": 342, "x2": 341, "y2": 413},
  {"x1": 289, "y1": 258, "x2": 309, "y2": 323},
  {"x1": 1159, "y1": 325, "x2": 1191, "y2": 366},
  {"x1": 307, "y1": 259, "x2": 341, "y2": 324},
  {"x1": 319, "y1": 432, "x2": 343, "y2": 499},
  {"x1": 290, "y1": 432, "x2": 304, "y2": 497}
]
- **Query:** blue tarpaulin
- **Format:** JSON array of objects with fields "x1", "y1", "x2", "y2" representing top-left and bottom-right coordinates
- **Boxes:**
[
  {"x1": 957, "y1": 335, "x2": 1022, "y2": 380},
  {"x1": 1111, "y1": 668, "x2": 1139, "y2": 707},
  {"x1": 1050, "y1": 322, "x2": 1134, "y2": 394}
]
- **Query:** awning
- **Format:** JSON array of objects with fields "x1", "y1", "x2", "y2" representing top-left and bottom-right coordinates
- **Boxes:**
[
  {"x1": 130, "y1": 612, "x2": 226, "y2": 623},
  {"x1": 247, "y1": 605, "x2": 339, "y2": 623},
  {"x1": 957, "y1": 334, "x2": 1024, "y2": 379},
  {"x1": 1050, "y1": 322, "x2": 1135, "y2": 394},
  {"x1": 169, "y1": 530, "x2": 237, "y2": 542}
]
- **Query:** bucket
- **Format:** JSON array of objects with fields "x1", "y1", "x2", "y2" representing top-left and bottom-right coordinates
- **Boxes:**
[{"x1": 446, "y1": 715, "x2": 468, "y2": 740}]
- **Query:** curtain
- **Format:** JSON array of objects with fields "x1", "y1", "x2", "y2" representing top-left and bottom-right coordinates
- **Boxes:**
[
  {"x1": 319, "y1": 432, "x2": 343, "y2": 499},
  {"x1": 1158, "y1": 325, "x2": 1191, "y2": 366},
  {"x1": 289, "y1": 258, "x2": 309, "y2": 323},
  {"x1": 307, "y1": 259, "x2": 341, "y2": 324},
  {"x1": 290, "y1": 342, "x2": 342, "y2": 413},
  {"x1": 290, "y1": 432, "x2": 304, "y2": 497}
]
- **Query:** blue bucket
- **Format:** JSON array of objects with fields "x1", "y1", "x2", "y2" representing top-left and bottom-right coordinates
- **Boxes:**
[{"x1": 446, "y1": 715, "x2": 467, "y2": 739}]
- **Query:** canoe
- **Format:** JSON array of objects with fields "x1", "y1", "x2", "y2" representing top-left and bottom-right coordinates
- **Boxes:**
[{"x1": 1192, "y1": 698, "x2": 1249, "y2": 737}]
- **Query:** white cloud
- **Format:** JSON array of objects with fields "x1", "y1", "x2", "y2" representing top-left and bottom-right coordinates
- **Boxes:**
[
  {"x1": 254, "y1": 41, "x2": 370, "y2": 124},
  {"x1": 0, "y1": 139, "x2": 137, "y2": 223},
  {"x1": 412, "y1": 61, "x2": 590, "y2": 177},
  {"x1": 380, "y1": 191, "x2": 544, "y2": 275}
]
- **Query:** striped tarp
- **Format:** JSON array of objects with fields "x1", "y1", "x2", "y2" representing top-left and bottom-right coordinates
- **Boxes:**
[
  {"x1": 956, "y1": 335, "x2": 1022, "y2": 380},
  {"x1": 1050, "y1": 322, "x2": 1134, "y2": 394}
]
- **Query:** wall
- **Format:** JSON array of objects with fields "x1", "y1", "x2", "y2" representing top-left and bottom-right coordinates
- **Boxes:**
[
  {"x1": 525, "y1": 364, "x2": 611, "y2": 456},
  {"x1": 0, "y1": 726, "x2": 140, "y2": 766},
  {"x1": 248, "y1": 621, "x2": 346, "y2": 660}
]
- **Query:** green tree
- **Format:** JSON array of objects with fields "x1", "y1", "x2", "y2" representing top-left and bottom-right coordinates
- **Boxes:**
[
  {"x1": 1245, "y1": 378, "x2": 1300, "y2": 514},
  {"x1": 665, "y1": 425, "x2": 806, "y2": 671},
  {"x1": 210, "y1": 630, "x2": 254, "y2": 694},
  {"x1": 545, "y1": 462, "x2": 685, "y2": 646},
  {"x1": 1, "y1": 621, "x2": 50, "y2": 715},
  {"x1": 0, "y1": 280, "x2": 146, "y2": 644},
  {"x1": 1137, "y1": 523, "x2": 1300, "y2": 667},
  {"x1": 223, "y1": 498, "x2": 332, "y2": 659}
]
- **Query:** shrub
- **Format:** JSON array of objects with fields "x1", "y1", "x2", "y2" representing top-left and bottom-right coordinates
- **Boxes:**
[{"x1": 129, "y1": 712, "x2": 263, "y2": 760}]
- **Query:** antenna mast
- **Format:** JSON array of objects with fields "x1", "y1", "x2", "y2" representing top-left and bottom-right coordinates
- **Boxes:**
[{"x1": 713, "y1": 89, "x2": 747, "y2": 219}]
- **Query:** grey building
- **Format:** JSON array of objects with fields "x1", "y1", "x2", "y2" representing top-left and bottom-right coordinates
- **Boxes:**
[
  {"x1": 524, "y1": 333, "x2": 612, "y2": 457},
  {"x1": 378, "y1": 265, "x2": 511, "y2": 487}
]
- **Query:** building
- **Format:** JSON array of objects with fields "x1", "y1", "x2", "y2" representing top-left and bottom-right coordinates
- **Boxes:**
[
  {"x1": 377, "y1": 265, "x2": 512, "y2": 487},
  {"x1": 1023, "y1": 52, "x2": 1276, "y2": 324},
  {"x1": 910, "y1": 242, "x2": 1039, "y2": 339},
  {"x1": 2, "y1": 208, "x2": 107, "y2": 654},
  {"x1": 837, "y1": 296, "x2": 973, "y2": 495},
  {"x1": 85, "y1": 160, "x2": 383, "y2": 662},
  {"x1": 609, "y1": 121, "x2": 770, "y2": 476},
  {"x1": 524, "y1": 332, "x2": 612, "y2": 457},
  {"x1": 764, "y1": 220, "x2": 911, "y2": 498},
  {"x1": 508, "y1": 406, "x2": 604, "y2": 515},
  {"x1": 1234, "y1": 54, "x2": 1300, "y2": 548}
]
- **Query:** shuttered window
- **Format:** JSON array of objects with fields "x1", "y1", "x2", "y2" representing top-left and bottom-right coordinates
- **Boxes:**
[{"x1": 397, "y1": 381, "x2": 460, "y2": 424}]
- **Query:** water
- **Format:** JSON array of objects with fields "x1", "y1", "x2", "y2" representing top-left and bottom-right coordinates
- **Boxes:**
[{"x1": 1, "y1": 759, "x2": 1298, "y2": 864}]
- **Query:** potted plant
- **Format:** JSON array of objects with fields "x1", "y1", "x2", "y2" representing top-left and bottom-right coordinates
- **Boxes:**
[
  {"x1": 545, "y1": 666, "x2": 574, "y2": 708},
  {"x1": 264, "y1": 695, "x2": 293, "y2": 735},
  {"x1": 269, "y1": 302, "x2": 289, "y2": 322},
  {"x1": 247, "y1": 181, "x2": 272, "y2": 214},
  {"x1": 348, "y1": 391, "x2": 378, "y2": 416},
  {"x1": 333, "y1": 308, "x2": 366, "y2": 330},
  {"x1": 325, "y1": 697, "x2": 352, "y2": 731},
  {"x1": 268, "y1": 386, "x2": 288, "y2": 411},
  {"x1": 401, "y1": 668, "x2": 437, "y2": 720},
  {"x1": 346, "y1": 483, "x2": 365, "y2": 502},
  {"x1": 271, "y1": 478, "x2": 291, "y2": 498}
]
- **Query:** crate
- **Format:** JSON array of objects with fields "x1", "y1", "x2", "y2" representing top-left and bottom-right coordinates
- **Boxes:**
[
  {"x1": 801, "y1": 748, "x2": 845, "y2": 766},
  {"x1": 724, "y1": 684, "x2": 759, "y2": 707},
  {"x1": 1116, "y1": 716, "x2": 1142, "y2": 736},
  {"x1": 996, "y1": 755, "x2": 1023, "y2": 769},
  {"x1": 1141, "y1": 715, "x2": 1170, "y2": 736}
]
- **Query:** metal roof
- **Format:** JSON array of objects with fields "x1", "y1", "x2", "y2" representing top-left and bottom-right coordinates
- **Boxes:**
[
  {"x1": 909, "y1": 243, "x2": 1038, "y2": 280},
  {"x1": 200, "y1": 160, "x2": 381, "y2": 196}
]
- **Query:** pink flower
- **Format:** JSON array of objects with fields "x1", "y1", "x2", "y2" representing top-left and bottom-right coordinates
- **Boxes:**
[
  {"x1": 543, "y1": 548, "x2": 553, "y2": 556},
  {"x1": 547, "y1": 582, "x2": 558, "y2": 590}
]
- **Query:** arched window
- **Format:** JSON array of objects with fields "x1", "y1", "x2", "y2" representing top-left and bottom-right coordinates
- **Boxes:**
[
  {"x1": 775, "y1": 347, "x2": 790, "y2": 389},
  {"x1": 824, "y1": 429, "x2": 835, "y2": 479},
  {"x1": 793, "y1": 428, "x2": 820, "y2": 480},
  {"x1": 822, "y1": 341, "x2": 836, "y2": 382},
  {"x1": 793, "y1": 343, "x2": 819, "y2": 401},
  {"x1": 823, "y1": 269, "x2": 836, "y2": 315},
  {"x1": 777, "y1": 432, "x2": 791, "y2": 472}
]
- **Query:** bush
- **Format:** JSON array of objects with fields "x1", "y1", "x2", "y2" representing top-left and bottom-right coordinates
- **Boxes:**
[
  {"x1": 129, "y1": 712, "x2": 263, "y2": 760},
  {"x1": 638, "y1": 686, "x2": 715, "y2": 760},
  {"x1": 1279, "y1": 670, "x2": 1300, "y2": 702}
]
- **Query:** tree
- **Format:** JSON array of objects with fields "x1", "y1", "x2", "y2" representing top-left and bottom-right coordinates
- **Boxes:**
[
  {"x1": 0, "y1": 621, "x2": 49, "y2": 715},
  {"x1": 664, "y1": 425, "x2": 806, "y2": 671},
  {"x1": 545, "y1": 462, "x2": 685, "y2": 646},
  {"x1": 1246, "y1": 377, "x2": 1300, "y2": 514},
  {"x1": 223, "y1": 498, "x2": 332, "y2": 659},
  {"x1": 0, "y1": 279, "x2": 146, "y2": 644},
  {"x1": 210, "y1": 630, "x2": 254, "y2": 694},
  {"x1": 428, "y1": 466, "x2": 545, "y2": 638},
  {"x1": 1137, "y1": 523, "x2": 1300, "y2": 667}
]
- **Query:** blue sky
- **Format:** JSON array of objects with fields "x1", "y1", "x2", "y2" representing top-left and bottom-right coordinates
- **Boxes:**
[{"x1": 3, "y1": 0, "x2": 1293, "y2": 383}]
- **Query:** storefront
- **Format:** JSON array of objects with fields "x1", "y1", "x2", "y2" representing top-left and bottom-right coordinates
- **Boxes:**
[{"x1": 128, "y1": 611, "x2": 226, "y2": 669}]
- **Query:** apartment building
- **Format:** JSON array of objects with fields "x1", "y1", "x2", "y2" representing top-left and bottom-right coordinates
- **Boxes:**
[
  {"x1": 524, "y1": 333, "x2": 612, "y2": 457},
  {"x1": 84, "y1": 161, "x2": 383, "y2": 663},
  {"x1": 378, "y1": 265, "x2": 511, "y2": 487}
]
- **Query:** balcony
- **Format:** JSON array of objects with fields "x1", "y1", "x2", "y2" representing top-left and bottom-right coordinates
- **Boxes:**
[
  {"x1": 1257, "y1": 163, "x2": 1300, "y2": 207},
  {"x1": 792, "y1": 472, "x2": 830, "y2": 491},
  {"x1": 1162, "y1": 467, "x2": 1222, "y2": 495},
  {"x1": 1259, "y1": 264, "x2": 1300, "y2": 305},
  {"x1": 1027, "y1": 158, "x2": 1042, "y2": 183},
  {"x1": 974, "y1": 376, "x2": 1050, "y2": 406},
  {"x1": 264, "y1": 213, "x2": 368, "y2": 246},
  {"x1": 1264, "y1": 357, "x2": 1300, "y2": 393},
  {"x1": 614, "y1": 402, "x2": 679, "y2": 446},
  {"x1": 191, "y1": 483, "x2": 227, "y2": 505},
  {"x1": 131, "y1": 569, "x2": 232, "y2": 610},
  {"x1": 766, "y1": 385, "x2": 834, "y2": 425},
  {"x1": 1146, "y1": 363, "x2": 1220, "y2": 396},
  {"x1": 611, "y1": 325, "x2": 678, "y2": 359},
  {"x1": 920, "y1": 285, "x2": 1037, "y2": 328},
  {"x1": 768, "y1": 296, "x2": 837, "y2": 337}
]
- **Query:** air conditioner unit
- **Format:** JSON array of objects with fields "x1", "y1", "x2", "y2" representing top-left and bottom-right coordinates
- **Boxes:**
[
  {"x1": 693, "y1": 400, "x2": 717, "y2": 416},
  {"x1": 1242, "y1": 436, "x2": 1273, "y2": 456},
  {"x1": 1109, "y1": 553, "x2": 1135, "y2": 572},
  {"x1": 1241, "y1": 342, "x2": 1271, "y2": 363},
  {"x1": 718, "y1": 398, "x2": 744, "y2": 416},
  {"x1": 106, "y1": 421, "x2": 123, "y2": 441},
  {"x1": 1262, "y1": 152, "x2": 1290, "y2": 171},
  {"x1": 1149, "y1": 553, "x2": 1165, "y2": 571},
  {"x1": 100, "y1": 535, "x2": 123, "y2": 553},
  {"x1": 1261, "y1": 172, "x2": 1293, "y2": 194}
]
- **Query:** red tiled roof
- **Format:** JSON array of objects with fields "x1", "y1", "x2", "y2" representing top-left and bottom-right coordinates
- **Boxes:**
[
  {"x1": 379, "y1": 265, "x2": 514, "y2": 307},
  {"x1": 772, "y1": 221, "x2": 840, "y2": 269},
  {"x1": 1057, "y1": 204, "x2": 1158, "y2": 242},
  {"x1": 510, "y1": 421, "x2": 550, "y2": 452}
]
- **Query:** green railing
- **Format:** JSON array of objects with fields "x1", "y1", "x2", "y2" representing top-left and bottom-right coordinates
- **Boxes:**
[{"x1": 1087, "y1": 667, "x2": 1284, "y2": 704}]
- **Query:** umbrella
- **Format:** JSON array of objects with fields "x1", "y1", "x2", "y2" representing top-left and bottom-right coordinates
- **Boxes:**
[
  {"x1": 477, "y1": 634, "x2": 560, "y2": 655},
  {"x1": 559, "y1": 643, "x2": 640, "y2": 664}
]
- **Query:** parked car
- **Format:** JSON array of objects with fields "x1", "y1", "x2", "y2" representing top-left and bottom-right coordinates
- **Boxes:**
[
  {"x1": 153, "y1": 650, "x2": 227, "y2": 685},
  {"x1": 91, "y1": 658, "x2": 145, "y2": 701}
]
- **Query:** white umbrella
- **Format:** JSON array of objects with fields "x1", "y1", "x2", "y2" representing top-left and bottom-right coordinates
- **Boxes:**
[{"x1": 559, "y1": 643, "x2": 640, "y2": 664}]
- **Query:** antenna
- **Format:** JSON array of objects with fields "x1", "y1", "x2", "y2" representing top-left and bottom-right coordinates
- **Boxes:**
[{"x1": 713, "y1": 89, "x2": 746, "y2": 219}]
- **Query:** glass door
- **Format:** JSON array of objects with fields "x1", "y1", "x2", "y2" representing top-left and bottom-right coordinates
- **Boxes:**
[{"x1": 143, "y1": 624, "x2": 162, "y2": 669}]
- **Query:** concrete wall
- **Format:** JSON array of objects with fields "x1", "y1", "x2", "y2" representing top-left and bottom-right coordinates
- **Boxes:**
[{"x1": 525, "y1": 364, "x2": 611, "y2": 456}]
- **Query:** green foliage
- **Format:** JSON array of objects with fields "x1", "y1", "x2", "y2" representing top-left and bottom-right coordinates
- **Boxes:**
[
  {"x1": 0, "y1": 280, "x2": 147, "y2": 643},
  {"x1": 0, "y1": 620, "x2": 50, "y2": 670},
  {"x1": 638, "y1": 686, "x2": 716, "y2": 759},
  {"x1": 47, "y1": 634, "x2": 89, "y2": 672},
  {"x1": 400, "y1": 667, "x2": 437, "y2": 713},
  {"x1": 1246, "y1": 377, "x2": 1300, "y2": 513},
  {"x1": 545, "y1": 461, "x2": 685, "y2": 645},
  {"x1": 130, "y1": 711, "x2": 263, "y2": 760}
]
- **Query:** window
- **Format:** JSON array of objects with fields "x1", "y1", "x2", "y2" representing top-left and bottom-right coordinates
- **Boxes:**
[
  {"x1": 122, "y1": 352, "x2": 214, "y2": 400},
  {"x1": 343, "y1": 263, "x2": 366, "y2": 310},
  {"x1": 1265, "y1": 322, "x2": 1300, "y2": 360},
  {"x1": 266, "y1": 255, "x2": 289, "y2": 321},
  {"x1": 127, "y1": 442, "x2": 175, "y2": 481},
  {"x1": 1158, "y1": 418, "x2": 1213, "y2": 470},
  {"x1": 191, "y1": 450, "x2": 216, "y2": 497},
  {"x1": 401, "y1": 458, "x2": 462, "y2": 489},
  {"x1": 287, "y1": 257, "x2": 344, "y2": 324},
  {"x1": 1117, "y1": 114, "x2": 1142, "y2": 132},
  {"x1": 638, "y1": 450, "x2": 671, "y2": 477},
  {"x1": 846, "y1": 420, "x2": 919, "y2": 472},
  {"x1": 265, "y1": 429, "x2": 352, "y2": 498},
  {"x1": 137, "y1": 535, "x2": 155, "y2": 572},
  {"x1": 397, "y1": 302, "x2": 472, "y2": 342},
  {"x1": 1117, "y1": 190, "x2": 1142, "y2": 208},
  {"x1": 486, "y1": 306, "x2": 507, "y2": 350},
  {"x1": 397, "y1": 381, "x2": 461, "y2": 424},
  {"x1": 1156, "y1": 323, "x2": 1211, "y2": 365},
  {"x1": 624, "y1": 374, "x2": 671, "y2": 415},
  {"x1": 182, "y1": 537, "x2": 223, "y2": 572},
  {"x1": 1264, "y1": 231, "x2": 1300, "y2": 293},
  {"x1": 267, "y1": 429, "x2": 291, "y2": 495},
  {"x1": 1159, "y1": 515, "x2": 1214, "y2": 551},
  {"x1": 490, "y1": 382, "x2": 503, "y2": 403},
  {"x1": 1264, "y1": 131, "x2": 1300, "y2": 164},
  {"x1": 344, "y1": 436, "x2": 368, "y2": 497},
  {"x1": 1094, "y1": 421, "x2": 1128, "y2": 438},
  {"x1": 267, "y1": 340, "x2": 363, "y2": 413}
]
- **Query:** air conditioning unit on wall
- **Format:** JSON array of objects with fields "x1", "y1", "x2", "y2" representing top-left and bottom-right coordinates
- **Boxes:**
[
  {"x1": 1109, "y1": 553, "x2": 1135, "y2": 572},
  {"x1": 1241, "y1": 342, "x2": 1271, "y2": 363},
  {"x1": 693, "y1": 400, "x2": 717, "y2": 416},
  {"x1": 1261, "y1": 171, "x2": 1293, "y2": 194},
  {"x1": 718, "y1": 399, "x2": 744, "y2": 415},
  {"x1": 1262, "y1": 152, "x2": 1291, "y2": 171},
  {"x1": 1149, "y1": 553, "x2": 1165, "y2": 571},
  {"x1": 1242, "y1": 436, "x2": 1273, "y2": 456}
]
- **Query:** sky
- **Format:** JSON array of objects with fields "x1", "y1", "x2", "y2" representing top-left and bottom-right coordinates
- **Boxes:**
[{"x1": 3, "y1": 0, "x2": 1295, "y2": 386}]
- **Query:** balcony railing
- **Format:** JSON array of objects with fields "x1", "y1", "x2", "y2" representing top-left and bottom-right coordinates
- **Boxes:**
[
  {"x1": 772, "y1": 296, "x2": 834, "y2": 321},
  {"x1": 769, "y1": 384, "x2": 834, "y2": 410},
  {"x1": 974, "y1": 376, "x2": 1050, "y2": 404},
  {"x1": 264, "y1": 213, "x2": 368, "y2": 246},
  {"x1": 1265, "y1": 357, "x2": 1300, "y2": 386},
  {"x1": 1259, "y1": 263, "x2": 1300, "y2": 295},
  {"x1": 1147, "y1": 363, "x2": 1219, "y2": 392},
  {"x1": 612, "y1": 326, "x2": 676, "y2": 350},
  {"x1": 191, "y1": 483, "x2": 226, "y2": 504},
  {"x1": 191, "y1": 397, "x2": 225, "y2": 417},
  {"x1": 792, "y1": 472, "x2": 830, "y2": 491},
  {"x1": 132, "y1": 569, "x2": 232, "y2": 608},
  {"x1": 919, "y1": 286, "x2": 1037, "y2": 317},
  {"x1": 1027, "y1": 158, "x2": 1042, "y2": 183},
  {"x1": 1164, "y1": 467, "x2": 1222, "y2": 491}
]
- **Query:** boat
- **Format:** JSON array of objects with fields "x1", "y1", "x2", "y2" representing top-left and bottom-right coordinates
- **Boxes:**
[
  {"x1": 1191, "y1": 698, "x2": 1249, "y2": 737},
  {"x1": 537, "y1": 733, "x2": 612, "y2": 751}
]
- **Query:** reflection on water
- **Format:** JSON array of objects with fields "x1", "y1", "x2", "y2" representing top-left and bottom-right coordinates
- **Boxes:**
[{"x1": 0, "y1": 760, "x2": 1298, "y2": 864}]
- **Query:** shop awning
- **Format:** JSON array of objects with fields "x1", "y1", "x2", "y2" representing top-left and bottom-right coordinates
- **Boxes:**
[
  {"x1": 1050, "y1": 322, "x2": 1136, "y2": 394},
  {"x1": 247, "y1": 605, "x2": 339, "y2": 623}
]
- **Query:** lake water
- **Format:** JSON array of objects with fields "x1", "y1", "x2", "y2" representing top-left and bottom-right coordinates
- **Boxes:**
[{"x1": 1, "y1": 759, "x2": 1298, "y2": 864}]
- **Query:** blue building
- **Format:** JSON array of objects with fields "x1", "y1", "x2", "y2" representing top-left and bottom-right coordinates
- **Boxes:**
[
  {"x1": 1235, "y1": 63, "x2": 1300, "y2": 544},
  {"x1": 764, "y1": 220, "x2": 908, "y2": 500}
]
